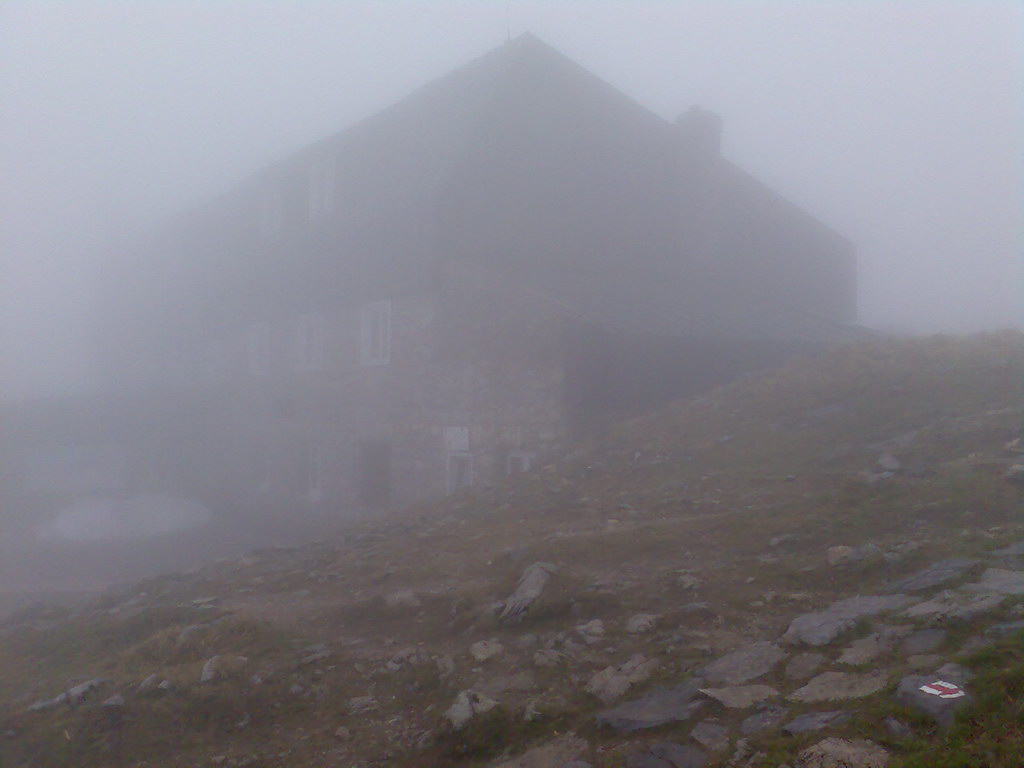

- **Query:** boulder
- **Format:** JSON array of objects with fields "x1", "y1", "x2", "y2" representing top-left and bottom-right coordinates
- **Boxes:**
[
  {"x1": 575, "y1": 620, "x2": 605, "y2": 645},
  {"x1": 470, "y1": 638, "x2": 504, "y2": 662},
  {"x1": 783, "y1": 595, "x2": 912, "y2": 646},
  {"x1": 894, "y1": 674, "x2": 970, "y2": 728},
  {"x1": 500, "y1": 562, "x2": 557, "y2": 621},
  {"x1": 699, "y1": 685, "x2": 778, "y2": 709},
  {"x1": 28, "y1": 677, "x2": 106, "y2": 711},
  {"x1": 200, "y1": 655, "x2": 248, "y2": 684},
  {"x1": 586, "y1": 654, "x2": 658, "y2": 704},
  {"x1": 626, "y1": 613, "x2": 660, "y2": 634},
  {"x1": 905, "y1": 591, "x2": 1004, "y2": 622},
  {"x1": 444, "y1": 690, "x2": 499, "y2": 729},
  {"x1": 701, "y1": 641, "x2": 787, "y2": 685},
  {"x1": 902, "y1": 629, "x2": 946, "y2": 654}
]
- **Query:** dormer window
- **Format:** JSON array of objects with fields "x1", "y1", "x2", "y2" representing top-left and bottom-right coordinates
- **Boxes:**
[
  {"x1": 308, "y1": 161, "x2": 335, "y2": 219},
  {"x1": 258, "y1": 189, "x2": 283, "y2": 239}
]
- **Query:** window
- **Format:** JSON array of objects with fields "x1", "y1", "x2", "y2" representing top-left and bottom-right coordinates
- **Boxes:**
[
  {"x1": 308, "y1": 161, "x2": 335, "y2": 219},
  {"x1": 258, "y1": 189, "x2": 283, "y2": 239},
  {"x1": 295, "y1": 314, "x2": 325, "y2": 370},
  {"x1": 506, "y1": 451, "x2": 534, "y2": 475},
  {"x1": 359, "y1": 300, "x2": 391, "y2": 366},
  {"x1": 247, "y1": 323, "x2": 271, "y2": 375},
  {"x1": 447, "y1": 453, "x2": 473, "y2": 494}
]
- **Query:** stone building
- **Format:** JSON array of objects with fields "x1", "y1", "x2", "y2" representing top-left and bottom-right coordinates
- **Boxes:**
[{"x1": 85, "y1": 33, "x2": 861, "y2": 517}]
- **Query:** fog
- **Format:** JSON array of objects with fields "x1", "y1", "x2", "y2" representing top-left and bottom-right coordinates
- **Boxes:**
[{"x1": 1, "y1": 1, "x2": 1021, "y2": 398}]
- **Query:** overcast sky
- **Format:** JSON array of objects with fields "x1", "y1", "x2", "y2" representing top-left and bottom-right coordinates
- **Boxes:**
[{"x1": 1, "y1": 1, "x2": 1021, "y2": 397}]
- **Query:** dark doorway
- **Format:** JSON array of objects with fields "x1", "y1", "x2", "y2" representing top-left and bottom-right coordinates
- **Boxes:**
[{"x1": 357, "y1": 441, "x2": 391, "y2": 508}]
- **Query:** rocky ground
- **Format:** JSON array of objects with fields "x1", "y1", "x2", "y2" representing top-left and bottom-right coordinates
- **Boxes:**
[{"x1": 2, "y1": 332, "x2": 1023, "y2": 768}]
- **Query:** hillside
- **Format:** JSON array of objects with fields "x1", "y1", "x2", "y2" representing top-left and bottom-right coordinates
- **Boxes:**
[{"x1": 2, "y1": 332, "x2": 1024, "y2": 768}]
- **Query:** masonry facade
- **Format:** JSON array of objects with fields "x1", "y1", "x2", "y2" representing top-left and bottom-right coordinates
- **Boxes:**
[{"x1": 79, "y1": 34, "x2": 860, "y2": 519}]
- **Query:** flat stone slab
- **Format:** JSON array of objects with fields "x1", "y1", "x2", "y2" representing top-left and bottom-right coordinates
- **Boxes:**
[
  {"x1": 992, "y1": 540, "x2": 1024, "y2": 557},
  {"x1": 699, "y1": 684, "x2": 778, "y2": 709},
  {"x1": 492, "y1": 734, "x2": 588, "y2": 768},
  {"x1": 597, "y1": 680, "x2": 705, "y2": 732},
  {"x1": 788, "y1": 671, "x2": 889, "y2": 703},
  {"x1": 894, "y1": 674, "x2": 971, "y2": 728},
  {"x1": 689, "y1": 720, "x2": 729, "y2": 752},
  {"x1": 785, "y1": 652, "x2": 827, "y2": 680},
  {"x1": 701, "y1": 641, "x2": 787, "y2": 685},
  {"x1": 741, "y1": 705, "x2": 790, "y2": 735},
  {"x1": 625, "y1": 742, "x2": 707, "y2": 768},
  {"x1": 963, "y1": 568, "x2": 1024, "y2": 595},
  {"x1": 889, "y1": 559, "x2": 978, "y2": 592},
  {"x1": 783, "y1": 595, "x2": 913, "y2": 646},
  {"x1": 783, "y1": 710, "x2": 851, "y2": 734},
  {"x1": 905, "y1": 591, "x2": 1004, "y2": 622},
  {"x1": 838, "y1": 634, "x2": 892, "y2": 665}
]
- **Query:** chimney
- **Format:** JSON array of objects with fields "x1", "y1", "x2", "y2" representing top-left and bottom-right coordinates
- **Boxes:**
[{"x1": 675, "y1": 105, "x2": 723, "y2": 158}]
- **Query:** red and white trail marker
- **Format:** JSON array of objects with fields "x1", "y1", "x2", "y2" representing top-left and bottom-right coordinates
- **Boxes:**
[{"x1": 919, "y1": 680, "x2": 966, "y2": 699}]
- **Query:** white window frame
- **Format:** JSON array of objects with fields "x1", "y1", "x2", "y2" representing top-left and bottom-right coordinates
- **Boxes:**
[
  {"x1": 258, "y1": 189, "x2": 283, "y2": 239},
  {"x1": 295, "y1": 313, "x2": 325, "y2": 370},
  {"x1": 247, "y1": 322, "x2": 271, "y2": 376},
  {"x1": 359, "y1": 300, "x2": 392, "y2": 366},
  {"x1": 308, "y1": 160, "x2": 335, "y2": 219}
]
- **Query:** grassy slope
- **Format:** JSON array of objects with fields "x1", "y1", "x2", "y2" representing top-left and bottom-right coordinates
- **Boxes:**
[{"x1": 1, "y1": 332, "x2": 1023, "y2": 767}]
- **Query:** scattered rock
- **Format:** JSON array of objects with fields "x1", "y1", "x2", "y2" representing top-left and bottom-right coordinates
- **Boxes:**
[
  {"x1": 894, "y1": 674, "x2": 971, "y2": 728},
  {"x1": 625, "y1": 742, "x2": 707, "y2": 768},
  {"x1": 783, "y1": 711, "x2": 851, "y2": 735},
  {"x1": 903, "y1": 628, "x2": 946, "y2": 654},
  {"x1": 500, "y1": 562, "x2": 557, "y2": 621},
  {"x1": 138, "y1": 674, "x2": 161, "y2": 692},
  {"x1": 741, "y1": 705, "x2": 789, "y2": 735},
  {"x1": 587, "y1": 654, "x2": 658, "y2": 704},
  {"x1": 690, "y1": 720, "x2": 729, "y2": 752},
  {"x1": 101, "y1": 694, "x2": 125, "y2": 708},
  {"x1": 627, "y1": 613, "x2": 660, "y2": 634},
  {"x1": 827, "y1": 544, "x2": 882, "y2": 567},
  {"x1": 795, "y1": 737, "x2": 889, "y2": 768},
  {"x1": 701, "y1": 641, "x2": 787, "y2": 685},
  {"x1": 470, "y1": 638, "x2": 504, "y2": 662},
  {"x1": 992, "y1": 540, "x2": 1024, "y2": 557},
  {"x1": 348, "y1": 695, "x2": 378, "y2": 713},
  {"x1": 890, "y1": 559, "x2": 979, "y2": 592},
  {"x1": 785, "y1": 652, "x2": 826, "y2": 680},
  {"x1": 444, "y1": 690, "x2": 499, "y2": 729},
  {"x1": 783, "y1": 595, "x2": 912, "y2": 646},
  {"x1": 436, "y1": 653, "x2": 455, "y2": 677},
  {"x1": 699, "y1": 684, "x2": 778, "y2": 709},
  {"x1": 597, "y1": 680, "x2": 706, "y2": 732},
  {"x1": 788, "y1": 671, "x2": 888, "y2": 703},
  {"x1": 333, "y1": 726, "x2": 351, "y2": 740},
  {"x1": 963, "y1": 568, "x2": 1024, "y2": 595}
]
